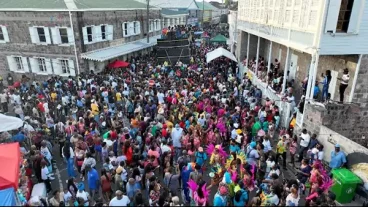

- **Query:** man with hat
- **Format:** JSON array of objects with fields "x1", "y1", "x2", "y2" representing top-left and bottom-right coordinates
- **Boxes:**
[
  {"x1": 329, "y1": 144, "x2": 347, "y2": 170},
  {"x1": 338, "y1": 68, "x2": 350, "y2": 102}
]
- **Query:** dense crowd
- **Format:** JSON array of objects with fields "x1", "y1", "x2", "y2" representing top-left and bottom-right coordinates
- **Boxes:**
[{"x1": 0, "y1": 39, "x2": 340, "y2": 206}]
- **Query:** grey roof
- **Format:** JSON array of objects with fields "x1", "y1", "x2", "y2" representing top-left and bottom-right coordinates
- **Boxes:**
[
  {"x1": 0, "y1": 0, "x2": 156, "y2": 11},
  {"x1": 74, "y1": 0, "x2": 150, "y2": 9},
  {"x1": 0, "y1": 0, "x2": 68, "y2": 10}
]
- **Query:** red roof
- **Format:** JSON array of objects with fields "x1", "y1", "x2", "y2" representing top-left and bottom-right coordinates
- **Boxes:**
[{"x1": 0, "y1": 143, "x2": 21, "y2": 190}]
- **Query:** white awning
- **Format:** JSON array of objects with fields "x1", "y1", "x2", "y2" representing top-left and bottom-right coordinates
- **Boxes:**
[
  {"x1": 0, "y1": 113, "x2": 23, "y2": 132},
  {"x1": 81, "y1": 35, "x2": 161, "y2": 62},
  {"x1": 206, "y1": 47, "x2": 237, "y2": 63}
]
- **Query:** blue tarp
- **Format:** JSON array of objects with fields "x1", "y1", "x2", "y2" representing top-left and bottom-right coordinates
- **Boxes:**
[
  {"x1": 0, "y1": 188, "x2": 16, "y2": 206},
  {"x1": 194, "y1": 31, "x2": 204, "y2": 35}
]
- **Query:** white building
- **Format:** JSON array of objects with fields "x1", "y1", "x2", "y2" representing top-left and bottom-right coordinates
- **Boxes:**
[{"x1": 237, "y1": 0, "x2": 368, "y2": 148}]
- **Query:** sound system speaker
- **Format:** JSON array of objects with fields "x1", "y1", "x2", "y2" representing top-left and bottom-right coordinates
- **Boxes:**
[{"x1": 155, "y1": 36, "x2": 191, "y2": 65}]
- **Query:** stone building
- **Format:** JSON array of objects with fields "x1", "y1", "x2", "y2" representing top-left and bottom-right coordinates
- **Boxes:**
[
  {"x1": 237, "y1": 0, "x2": 368, "y2": 149},
  {"x1": 0, "y1": 0, "x2": 161, "y2": 80}
]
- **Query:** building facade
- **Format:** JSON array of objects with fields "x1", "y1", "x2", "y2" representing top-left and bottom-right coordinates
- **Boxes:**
[
  {"x1": 195, "y1": 1, "x2": 221, "y2": 25},
  {"x1": 228, "y1": 10, "x2": 238, "y2": 54},
  {"x1": 136, "y1": 0, "x2": 198, "y2": 27},
  {"x1": 237, "y1": 0, "x2": 368, "y2": 148},
  {"x1": 0, "y1": 0, "x2": 161, "y2": 80}
]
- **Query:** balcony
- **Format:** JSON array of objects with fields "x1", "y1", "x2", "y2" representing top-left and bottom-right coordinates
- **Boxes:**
[{"x1": 239, "y1": 64, "x2": 292, "y2": 129}]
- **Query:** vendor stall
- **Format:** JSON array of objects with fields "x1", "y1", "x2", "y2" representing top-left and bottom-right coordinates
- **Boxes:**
[{"x1": 0, "y1": 143, "x2": 31, "y2": 206}]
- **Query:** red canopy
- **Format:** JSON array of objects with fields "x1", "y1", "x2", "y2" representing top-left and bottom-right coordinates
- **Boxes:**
[
  {"x1": 0, "y1": 142, "x2": 21, "y2": 190},
  {"x1": 108, "y1": 60, "x2": 130, "y2": 68}
]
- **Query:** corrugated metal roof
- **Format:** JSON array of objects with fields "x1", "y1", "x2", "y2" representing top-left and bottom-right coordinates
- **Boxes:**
[
  {"x1": 0, "y1": 0, "x2": 154, "y2": 11},
  {"x1": 0, "y1": 0, "x2": 68, "y2": 10},
  {"x1": 81, "y1": 35, "x2": 161, "y2": 62},
  {"x1": 135, "y1": 0, "x2": 198, "y2": 10},
  {"x1": 195, "y1": 1, "x2": 218, "y2": 11},
  {"x1": 74, "y1": 0, "x2": 148, "y2": 9}
]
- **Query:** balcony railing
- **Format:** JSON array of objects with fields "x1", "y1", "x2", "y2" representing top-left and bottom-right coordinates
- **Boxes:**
[{"x1": 240, "y1": 64, "x2": 292, "y2": 128}]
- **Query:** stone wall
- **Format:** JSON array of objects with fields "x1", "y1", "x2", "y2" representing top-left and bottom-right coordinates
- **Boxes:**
[
  {"x1": 302, "y1": 102, "x2": 368, "y2": 148},
  {"x1": 352, "y1": 54, "x2": 368, "y2": 110},
  {"x1": 316, "y1": 55, "x2": 359, "y2": 102}
]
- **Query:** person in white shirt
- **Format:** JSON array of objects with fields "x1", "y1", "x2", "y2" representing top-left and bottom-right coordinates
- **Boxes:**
[
  {"x1": 298, "y1": 129, "x2": 310, "y2": 162},
  {"x1": 41, "y1": 161, "x2": 53, "y2": 193},
  {"x1": 262, "y1": 136, "x2": 272, "y2": 154},
  {"x1": 157, "y1": 91, "x2": 165, "y2": 104},
  {"x1": 338, "y1": 68, "x2": 350, "y2": 102},
  {"x1": 161, "y1": 140, "x2": 171, "y2": 154},
  {"x1": 109, "y1": 190, "x2": 130, "y2": 206},
  {"x1": 0, "y1": 92, "x2": 8, "y2": 112}
]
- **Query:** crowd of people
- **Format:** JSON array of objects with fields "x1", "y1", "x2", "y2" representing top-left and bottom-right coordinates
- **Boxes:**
[{"x1": 0, "y1": 37, "x2": 340, "y2": 207}]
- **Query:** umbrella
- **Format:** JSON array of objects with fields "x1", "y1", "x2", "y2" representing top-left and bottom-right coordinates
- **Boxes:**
[
  {"x1": 148, "y1": 80, "x2": 155, "y2": 86},
  {"x1": 13, "y1": 81, "x2": 21, "y2": 88},
  {"x1": 108, "y1": 60, "x2": 130, "y2": 69}
]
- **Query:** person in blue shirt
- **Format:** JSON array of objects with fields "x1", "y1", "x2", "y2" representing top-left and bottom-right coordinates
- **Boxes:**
[
  {"x1": 321, "y1": 70, "x2": 332, "y2": 101},
  {"x1": 329, "y1": 144, "x2": 347, "y2": 169},
  {"x1": 229, "y1": 139, "x2": 240, "y2": 153},
  {"x1": 86, "y1": 164, "x2": 100, "y2": 198},
  {"x1": 12, "y1": 130, "x2": 25, "y2": 143},
  {"x1": 181, "y1": 163, "x2": 193, "y2": 204},
  {"x1": 195, "y1": 147, "x2": 207, "y2": 167},
  {"x1": 313, "y1": 82, "x2": 320, "y2": 99},
  {"x1": 233, "y1": 182, "x2": 248, "y2": 207}
]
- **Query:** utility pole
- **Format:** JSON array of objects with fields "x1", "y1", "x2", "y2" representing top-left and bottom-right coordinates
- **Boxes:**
[{"x1": 146, "y1": 0, "x2": 150, "y2": 43}]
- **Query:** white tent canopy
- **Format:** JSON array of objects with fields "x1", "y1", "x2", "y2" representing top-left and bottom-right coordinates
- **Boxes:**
[
  {"x1": 206, "y1": 47, "x2": 238, "y2": 63},
  {"x1": 0, "y1": 114, "x2": 23, "y2": 132}
]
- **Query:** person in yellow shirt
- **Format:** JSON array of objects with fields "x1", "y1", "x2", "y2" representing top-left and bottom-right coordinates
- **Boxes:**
[
  {"x1": 91, "y1": 99, "x2": 99, "y2": 117},
  {"x1": 116, "y1": 91, "x2": 122, "y2": 101},
  {"x1": 276, "y1": 136, "x2": 287, "y2": 170},
  {"x1": 50, "y1": 90, "x2": 57, "y2": 102}
]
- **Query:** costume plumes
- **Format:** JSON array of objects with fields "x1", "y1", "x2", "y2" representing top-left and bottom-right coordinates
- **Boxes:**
[
  {"x1": 187, "y1": 179, "x2": 210, "y2": 206},
  {"x1": 226, "y1": 151, "x2": 247, "y2": 182},
  {"x1": 207, "y1": 144, "x2": 227, "y2": 165},
  {"x1": 207, "y1": 144, "x2": 228, "y2": 183}
]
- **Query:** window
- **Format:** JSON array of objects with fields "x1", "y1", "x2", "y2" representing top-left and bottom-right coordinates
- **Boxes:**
[
  {"x1": 149, "y1": 20, "x2": 153, "y2": 32},
  {"x1": 14, "y1": 57, "x2": 24, "y2": 71},
  {"x1": 86, "y1": 26, "x2": 93, "y2": 42},
  {"x1": 123, "y1": 22, "x2": 128, "y2": 37},
  {"x1": 37, "y1": 27, "x2": 46, "y2": 43},
  {"x1": 101, "y1": 25, "x2": 106, "y2": 40},
  {"x1": 336, "y1": 0, "x2": 354, "y2": 32},
  {"x1": 38, "y1": 58, "x2": 47, "y2": 72},
  {"x1": 60, "y1": 59, "x2": 70, "y2": 74},
  {"x1": 59, "y1": 28, "x2": 68, "y2": 44},
  {"x1": 133, "y1": 22, "x2": 138, "y2": 34},
  {"x1": 0, "y1": 28, "x2": 4, "y2": 41}
]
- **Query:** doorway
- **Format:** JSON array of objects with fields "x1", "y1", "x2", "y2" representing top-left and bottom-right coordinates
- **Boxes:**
[{"x1": 289, "y1": 53, "x2": 298, "y2": 82}]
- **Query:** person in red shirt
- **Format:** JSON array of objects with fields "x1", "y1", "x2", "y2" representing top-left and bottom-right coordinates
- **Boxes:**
[
  {"x1": 122, "y1": 140, "x2": 133, "y2": 165},
  {"x1": 162, "y1": 124, "x2": 168, "y2": 138},
  {"x1": 109, "y1": 128, "x2": 117, "y2": 140},
  {"x1": 37, "y1": 100, "x2": 45, "y2": 113}
]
